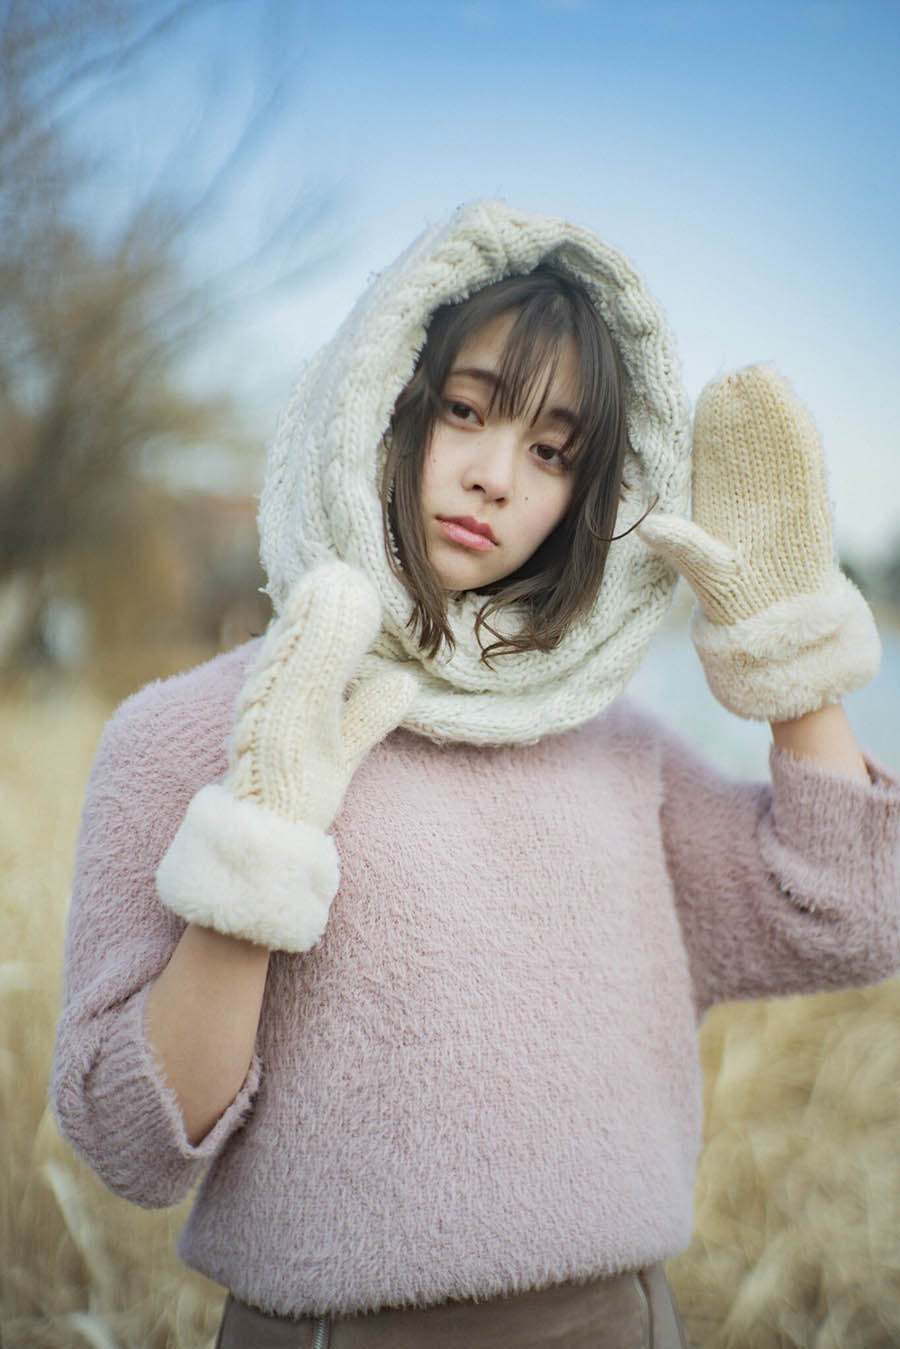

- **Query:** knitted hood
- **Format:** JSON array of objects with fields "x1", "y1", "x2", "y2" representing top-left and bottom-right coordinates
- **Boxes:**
[{"x1": 259, "y1": 200, "x2": 691, "y2": 744}]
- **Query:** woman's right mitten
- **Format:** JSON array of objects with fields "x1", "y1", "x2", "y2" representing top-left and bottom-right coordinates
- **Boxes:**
[
  {"x1": 156, "y1": 561, "x2": 417, "y2": 951},
  {"x1": 638, "y1": 365, "x2": 880, "y2": 720}
]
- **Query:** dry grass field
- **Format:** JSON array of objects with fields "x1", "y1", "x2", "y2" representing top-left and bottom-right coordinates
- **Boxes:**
[{"x1": 3, "y1": 684, "x2": 900, "y2": 1347}]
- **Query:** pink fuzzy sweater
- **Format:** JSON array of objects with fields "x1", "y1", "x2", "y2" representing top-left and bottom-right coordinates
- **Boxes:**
[{"x1": 51, "y1": 644, "x2": 900, "y2": 1318}]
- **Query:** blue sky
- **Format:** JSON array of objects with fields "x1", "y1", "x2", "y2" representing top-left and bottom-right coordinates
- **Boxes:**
[{"x1": 68, "y1": 0, "x2": 900, "y2": 563}]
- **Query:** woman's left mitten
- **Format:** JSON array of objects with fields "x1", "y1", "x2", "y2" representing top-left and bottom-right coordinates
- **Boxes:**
[
  {"x1": 638, "y1": 364, "x2": 880, "y2": 720},
  {"x1": 156, "y1": 562, "x2": 417, "y2": 951}
]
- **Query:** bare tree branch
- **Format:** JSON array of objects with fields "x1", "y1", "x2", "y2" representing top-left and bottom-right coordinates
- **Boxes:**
[{"x1": 0, "y1": 0, "x2": 335, "y2": 670}]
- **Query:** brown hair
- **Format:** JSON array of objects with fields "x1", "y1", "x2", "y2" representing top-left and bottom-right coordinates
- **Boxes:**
[{"x1": 381, "y1": 264, "x2": 631, "y2": 661}]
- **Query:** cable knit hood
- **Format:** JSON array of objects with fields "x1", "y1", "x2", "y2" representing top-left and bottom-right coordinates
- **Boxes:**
[{"x1": 259, "y1": 200, "x2": 691, "y2": 744}]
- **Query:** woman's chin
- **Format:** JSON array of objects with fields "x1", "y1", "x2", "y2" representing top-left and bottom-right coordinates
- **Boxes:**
[{"x1": 427, "y1": 547, "x2": 510, "y2": 594}]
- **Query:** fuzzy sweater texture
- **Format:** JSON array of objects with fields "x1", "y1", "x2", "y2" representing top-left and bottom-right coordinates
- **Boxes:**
[{"x1": 51, "y1": 644, "x2": 900, "y2": 1319}]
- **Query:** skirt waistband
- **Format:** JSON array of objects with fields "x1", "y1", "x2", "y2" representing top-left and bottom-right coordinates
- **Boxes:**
[{"x1": 215, "y1": 1264, "x2": 687, "y2": 1349}]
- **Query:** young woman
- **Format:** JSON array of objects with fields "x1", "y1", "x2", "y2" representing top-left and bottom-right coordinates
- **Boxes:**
[{"x1": 52, "y1": 201, "x2": 900, "y2": 1348}]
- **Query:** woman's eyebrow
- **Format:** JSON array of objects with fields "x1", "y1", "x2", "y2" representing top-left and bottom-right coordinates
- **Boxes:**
[
  {"x1": 449, "y1": 364, "x2": 502, "y2": 389},
  {"x1": 449, "y1": 366, "x2": 578, "y2": 428},
  {"x1": 537, "y1": 404, "x2": 578, "y2": 430}
]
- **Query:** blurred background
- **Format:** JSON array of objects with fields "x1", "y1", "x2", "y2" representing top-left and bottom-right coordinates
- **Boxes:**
[{"x1": 2, "y1": 2, "x2": 899, "y2": 1346}]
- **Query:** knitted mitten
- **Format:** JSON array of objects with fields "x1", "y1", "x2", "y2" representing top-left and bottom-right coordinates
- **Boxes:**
[
  {"x1": 156, "y1": 561, "x2": 417, "y2": 951},
  {"x1": 638, "y1": 364, "x2": 880, "y2": 721}
]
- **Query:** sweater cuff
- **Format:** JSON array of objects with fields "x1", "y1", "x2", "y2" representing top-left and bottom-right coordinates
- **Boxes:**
[
  {"x1": 156, "y1": 783, "x2": 339, "y2": 953},
  {"x1": 56, "y1": 987, "x2": 261, "y2": 1207},
  {"x1": 132, "y1": 985, "x2": 262, "y2": 1160},
  {"x1": 760, "y1": 744, "x2": 900, "y2": 917}
]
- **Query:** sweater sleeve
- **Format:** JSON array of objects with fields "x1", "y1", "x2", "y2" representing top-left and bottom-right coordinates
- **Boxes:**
[
  {"x1": 656, "y1": 719, "x2": 900, "y2": 1019},
  {"x1": 50, "y1": 649, "x2": 262, "y2": 1209}
]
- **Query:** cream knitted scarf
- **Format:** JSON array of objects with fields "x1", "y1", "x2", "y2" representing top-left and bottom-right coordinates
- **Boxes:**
[{"x1": 259, "y1": 200, "x2": 691, "y2": 745}]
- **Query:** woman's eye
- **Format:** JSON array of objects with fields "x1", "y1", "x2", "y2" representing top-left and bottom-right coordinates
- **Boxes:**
[
  {"x1": 532, "y1": 443, "x2": 571, "y2": 469},
  {"x1": 446, "y1": 400, "x2": 476, "y2": 421}
]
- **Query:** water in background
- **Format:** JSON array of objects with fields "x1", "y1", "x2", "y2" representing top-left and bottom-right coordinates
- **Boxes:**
[{"x1": 628, "y1": 609, "x2": 900, "y2": 780}]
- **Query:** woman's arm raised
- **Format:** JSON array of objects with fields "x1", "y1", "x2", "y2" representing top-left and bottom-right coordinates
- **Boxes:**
[
  {"x1": 655, "y1": 709, "x2": 900, "y2": 1018},
  {"x1": 770, "y1": 702, "x2": 869, "y2": 782}
]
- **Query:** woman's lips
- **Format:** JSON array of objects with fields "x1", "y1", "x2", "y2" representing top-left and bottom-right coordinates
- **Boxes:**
[{"x1": 436, "y1": 517, "x2": 497, "y2": 552}]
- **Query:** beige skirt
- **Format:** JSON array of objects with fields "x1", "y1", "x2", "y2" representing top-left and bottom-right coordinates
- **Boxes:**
[{"x1": 215, "y1": 1264, "x2": 688, "y2": 1348}]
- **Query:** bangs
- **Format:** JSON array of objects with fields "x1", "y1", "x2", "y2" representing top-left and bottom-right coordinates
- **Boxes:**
[
  {"x1": 487, "y1": 297, "x2": 600, "y2": 461},
  {"x1": 421, "y1": 268, "x2": 618, "y2": 472}
]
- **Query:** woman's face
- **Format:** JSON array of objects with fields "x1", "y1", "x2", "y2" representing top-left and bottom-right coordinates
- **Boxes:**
[{"x1": 419, "y1": 312, "x2": 579, "y2": 593}]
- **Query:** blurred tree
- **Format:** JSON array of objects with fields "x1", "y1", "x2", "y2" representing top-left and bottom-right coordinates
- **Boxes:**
[{"x1": 0, "y1": 0, "x2": 329, "y2": 677}]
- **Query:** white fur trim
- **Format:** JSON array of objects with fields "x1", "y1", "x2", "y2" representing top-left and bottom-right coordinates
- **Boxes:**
[
  {"x1": 156, "y1": 785, "x2": 339, "y2": 952},
  {"x1": 692, "y1": 570, "x2": 881, "y2": 721}
]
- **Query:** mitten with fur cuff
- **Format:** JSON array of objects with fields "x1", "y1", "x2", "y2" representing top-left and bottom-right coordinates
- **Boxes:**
[
  {"x1": 156, "y1": 561, "x2": 417, "y2": 951},
  {"x1": 638, "y1": 364, "x2": 880, "y2": 721}
]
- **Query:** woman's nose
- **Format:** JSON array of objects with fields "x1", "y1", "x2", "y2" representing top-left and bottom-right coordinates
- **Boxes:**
[{"x1": 462, "y1": 429, "x2": 517, "y2": 501}]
